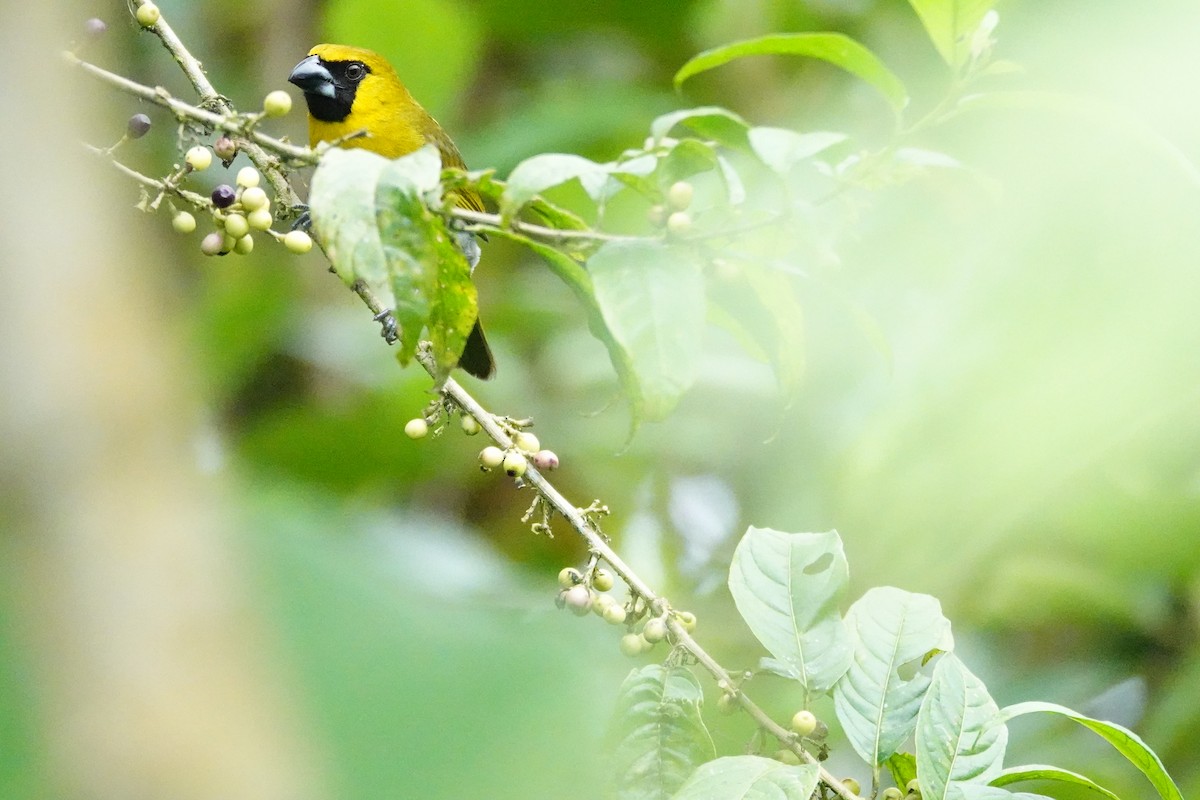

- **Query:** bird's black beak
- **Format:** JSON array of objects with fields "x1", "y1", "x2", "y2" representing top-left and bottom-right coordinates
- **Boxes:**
[{"x1": 288, "y1": 55, "x2": 335, "y2": 98}]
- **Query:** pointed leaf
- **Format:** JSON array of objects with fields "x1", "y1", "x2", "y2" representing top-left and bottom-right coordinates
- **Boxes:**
[
  {"x1": 992, "y1": 765, "x2": 1119, "y2": 800},
  {"x1": 728, "y1": 528, "x2": 853, "y2": 697},
  {"x1": 888, "y1": 752, "x2": 918, "y2": 788},
  {"x1": 670, "y1": 756, "x2": 819, "y2": 800},
  {"x1": 675, "y1": 34, "x2": 908, "y2": 115},
  {"x1": 608, "y1": 665, "x2": 715, "y2": 800},
  {"x1": 748, "y1": 128, "x2": 848, "y2": 174},
  {"x1": 651, "y1": 107, "x2": 752, "y2": 152},
  {"x1": 501, "y1": 153, "x2": 607, "y2": 217},
  {"x1": 589, "y1": 241, "x2": 705, "y2": 421},
  {"x1": 906, "y1": 0, "x2": 997, "y2": 68},
  {"x1": 999, "y1": 701, "x2": 1182, "y2": 800},
  {"x1": 835, "y1": 587, "x2": 954, "y2": 765},
  {"x1": 916, "y1": 654, "x2": 1008, "y2": 800}
]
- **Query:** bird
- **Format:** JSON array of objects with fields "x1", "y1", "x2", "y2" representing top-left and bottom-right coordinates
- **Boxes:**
[{"x1": 288, "y1": 44, "x2": 495, "y2": 380}]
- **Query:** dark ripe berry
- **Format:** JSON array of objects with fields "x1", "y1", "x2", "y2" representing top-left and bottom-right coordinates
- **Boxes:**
[
  {"x1": 85, "y1": 18, "x2": 107, "y2": 36},
  {"x1": 213, "y1": 135, "x2": 237, "y2": 162},
  {"x1": 127, "y1": 113, "x2": 152, "y2": 139},
  {"x1": 211, "y1": 184, "x2": 236, "y2": 209}
]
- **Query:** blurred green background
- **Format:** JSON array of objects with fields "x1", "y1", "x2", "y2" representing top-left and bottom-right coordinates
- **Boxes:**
[{"x1": 3, "y1": 0, "x2": 1199, "y2": 797}]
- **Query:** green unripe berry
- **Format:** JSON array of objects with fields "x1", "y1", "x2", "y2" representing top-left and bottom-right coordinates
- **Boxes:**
[
  {"x1": 199, "y1": 231, "x2": 225, "y2": 256},
  {"x1": 223, "y1": 213, "x2": 249, "y2": 239},
  {"x1": 247, "y1": 207, "x2": 274, "y2": 231},
  {"x1": 502, "y1": 451, "x2": 527, "y2": 477},
  {"x1": 666, "y1": 210, "x2": 692, "y2": 235},
  {"x1": 774, "y1": 749, "x2": 802, "y2": 766},
  {"x1": 283, "y1": 229, "x2": 313, "y2": 254},
  {"x1": 240, "y1": 187, "x2": 268, "y2": 212},
  {"x1": 171, "y1": 211, "x2": 196, "y2": 234},
  {"x1": 882, "y1": 788, "x2": 904, "y2": 800},
  {"x1": 591, "y1": 593, "x2": 615, "y2": 615},
  {"x1": 135, "y1": 2, "x2": 160, "y2": 27},
  {"x1": 667, "y1": 180, "x2": 694, "y2": 210},
  {"x1": 619, "y1": 632, "x2": 644, "y2": 657},
  {"x1": 841, "y1": 778, "x2": 861, "y2": 797},
  {"x1": 513, "y1": 431, "x2": 540, "y2": 453},
  {"x1": 647, "y1": 204, "x2": 666, "y2": 227},
  {"x1": 676, "y1": 610, "x2": 697, "y2": 631},
  {"x1": 460, "y1": 415, "x2": 481, "y2": 435},
  {"x1": 262, "y1": 90, "x2": 292, "y2": 117},
  {"x1": 642, "y1": 617, "x2": 668, "y2": 643},
  {"x1": 479, "y1": 445, "x2": 504, "y2": 470},
  {"x1": 906, "y1": 779, "x2": 921, "y2": 796},
  {"x1": 233, "y1": 234, "x2": 254, "y2": 255},
  {"x1": 557, "y1": 567, "x2": 583, "y2": 588},
  {"x1": 602, "y1": 603, "x2": 627, "y2": 625},
  {"x1": 404, "y1": 418, "x2": 428, "y2": 439},
  {"x1": 185, "y1": 146, "x2": 212, "y2": 171},
  {"x1": 236, "y1": 167, "x2": 260, "y2": 189},
  {"x1": 790, "y1": 709, "x2": 817, "y2": 737},
  {"x1": 716, "y1": 693, "x2": 738, "y2": 715},
  {"x1": 592, "y1": 568, "x2": 614, "y2": 592}
]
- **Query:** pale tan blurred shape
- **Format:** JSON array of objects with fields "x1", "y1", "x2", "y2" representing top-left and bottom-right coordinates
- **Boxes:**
[{"x1": 0, "y1": 3, "x2": 329, "y2": 798}]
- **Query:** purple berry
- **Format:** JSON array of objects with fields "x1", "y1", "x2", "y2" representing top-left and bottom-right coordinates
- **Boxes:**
[
  {"x1": 127, "y1": 113, "x2": 152, "y2": 139},
  {"x1": 211, "y1": 184, "x2": 236, "y2": 209},
  {"x1": 85, "y1": 18, "x2": 107, "y2": 36}
]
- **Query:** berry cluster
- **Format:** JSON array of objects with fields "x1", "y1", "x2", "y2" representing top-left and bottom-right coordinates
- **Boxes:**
[{"x1": 646, "y1": 180, "x2": 694, "y2": 236}]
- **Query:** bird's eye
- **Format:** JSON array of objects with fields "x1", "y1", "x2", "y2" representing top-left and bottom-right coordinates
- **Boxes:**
[{"x1": 345, "y1": 63, "x2": 366, "y2": 82}]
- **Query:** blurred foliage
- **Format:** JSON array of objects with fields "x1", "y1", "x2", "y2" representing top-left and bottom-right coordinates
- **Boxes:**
[{"x1": 5, "y1": 0, "x2": 1200, "y2": 797}]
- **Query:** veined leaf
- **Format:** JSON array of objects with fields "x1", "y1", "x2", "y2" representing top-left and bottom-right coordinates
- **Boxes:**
[
  {"x1": 999, "y1": 701, "x2": 1182, "y2": 800},
  {"x1": 916, "y1": 654, "x2": 1007, "y2": 800},
  {"x1": 727, "y1": 528, "x2": 853, "y2": 698},
  {"x1": 670, "y1": 756, "x2": 819, "y2": 800},
  {"x1": 905, "y1": 0, "x2": 997, "y2": 69},
  {"x1": 608, "y1": 665, "x2": 715, "y2": 800},
  {"x1": 500, "y1": 153, "x2": 607, "y2": 218},
  {"x1": 675, "y1": 34, "x2": 908, "y2": 115},
  {"x1": 589, "y1": 241, "x2": 705, "y2": 421},
  {"x1": 650, "y1": 107, "x2": 752, "y2": 152},
  {"x1": 834, "y1": 587, "x2": 954, "y2": 766},
  {"x1": 992, "y1": 764, "x2": 1119, "y2": 800}
]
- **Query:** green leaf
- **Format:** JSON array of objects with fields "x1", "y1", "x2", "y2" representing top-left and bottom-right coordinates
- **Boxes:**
[
  {"x1": 992, "y1": 764, "x2": 1120, "y2": 800},
  {"x1": 309, "y1": 146, "x2": 476, "y2": 378},
  {"x1": 916, "y1": 654, "x2": 1007, "y2": 800},
  {"x1": 947, "y1": 787, "x2": 1049, "y2": 800},
  {"x1": 373, "y1": 152, "x2": 476, "y2": 378},
  {"x1": 906, "y1": 0, "x2": 995, "y2": 69},
  {"x1": 834, "y1": 587, "x2": 954, "y2": 766},
  {"x1": 608, "y1": 665, "x2": 715, "y2": 800},
  {"x1": 589, "y1": 241, "x2": 706, "y2": 421},
  {"x1": 674, "y1": 34, "x2": 908, "y2": 115},
  {"x1": 999, "y1": 701, "x2": 1183, "y2": 800},
  {"x1": 888, "y1": 752, "x2": 918, "y2": 788},
  {"x1": 727, "y1": 528, "x2": 853, "y2": 698},
  {"x1": 483, "y1": 228, "x2": 642, "y2": 427},
  {"x1": 500, "y1": 153, "x2": 607, "y2": 217},
  {"x1": 650, "y1": 107, "x2": 752, "y2": 152},
  {"x1": 748, "y1": 128, "x2": 847, "y2": 174},
  {"x1": 670, "y1": 756, "x2": 819, "y2": 800}
]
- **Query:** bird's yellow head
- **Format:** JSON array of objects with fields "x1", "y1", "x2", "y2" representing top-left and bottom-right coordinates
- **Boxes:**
[{"x1": 288, "y1": 44, "x2": 430, "y2": 160}]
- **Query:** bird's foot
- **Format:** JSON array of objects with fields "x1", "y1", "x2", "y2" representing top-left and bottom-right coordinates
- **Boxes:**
[{"x1": 373, "y1": 309, "x2": 398, "y2": 344}]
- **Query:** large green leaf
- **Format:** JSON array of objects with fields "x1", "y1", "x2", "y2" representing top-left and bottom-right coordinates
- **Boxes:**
[
  {"x1": 947, "y1": 787, "x2": 1049, "y2": 800},
  {"x1": 916, "y1": 654, "x2": 1007, "y2": 800},
  {"x1": 834, "y1": 587, "x2": 953, "y2": 766},
  {"x1": 999, "y1": 701, "x2": 1182, "y2": 800},
  {"x1": 991, "y1": 765, "x2": 1120, "y2": 800},
  {"x1": 670, "y1": 756, "x2": 819, "y2": 800},
  {"x1": 727, "y1": 528, "x2": 853, "y2": 698},
  {"x1": 650, "y1": 107, "x2": 752, "y2": 152},
  {"x1": 500, "y1": 153, "x2": 608, "y2": 218},
  {"x1": 748, "y1": 128, "x2": 847, "y2": 175},
  {"x1": 674, "y1": 34, "x2": 908, "y2": 115},
  {"x1": 607, "y1": 665, "x2": 715, "y2": 800},
  {"x1": 905, "y1": 0, "x2": 996, "y2": 69},
  {"x1": 310, "y1": 146, "x2": 476, "y2": 377},
  {"x1": 589, "y1": 241, "x2": 705, "y2": 421}
]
